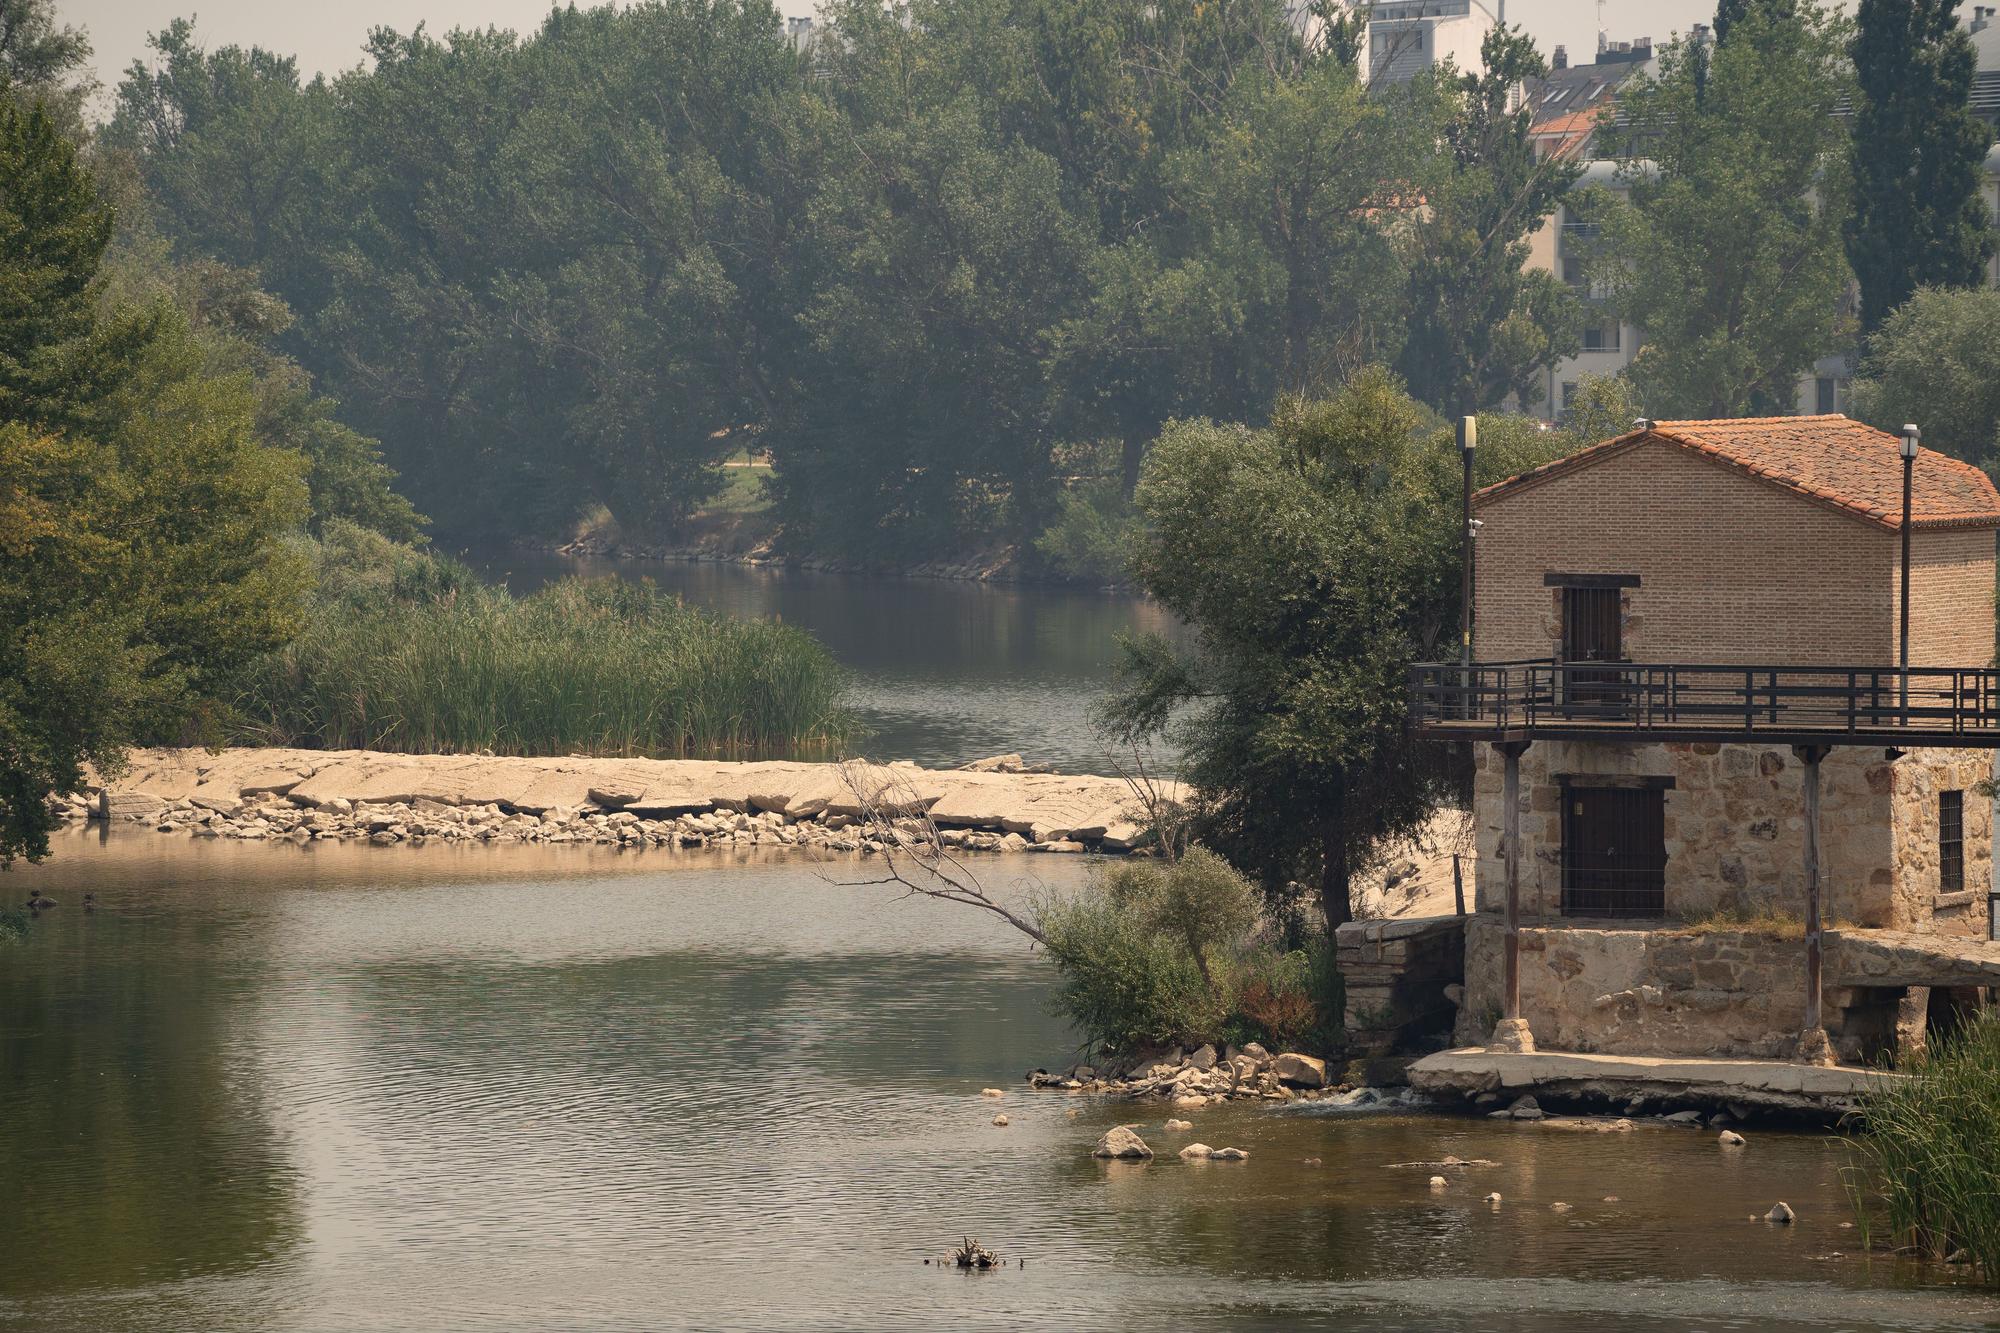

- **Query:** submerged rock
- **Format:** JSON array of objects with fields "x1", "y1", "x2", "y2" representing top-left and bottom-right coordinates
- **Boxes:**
[
  {"x1": 1719, "y1": 1130, "x2": 1747, "y2": 1148},
  {"x1": 1093, "y1": 1126, "x2": 1153, "y2": 1160},
  {"x1": 1163, "y1": 1118, "x2": 1193, "y2": 1132}
]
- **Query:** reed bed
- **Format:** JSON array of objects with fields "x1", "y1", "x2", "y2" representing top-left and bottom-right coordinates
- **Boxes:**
[
  {"x1": 235, "y1": 534, "x2": 853, "y2": 758},
  {"x1": 1849, "y1": 1012, "x2": 2000, "y2": 1283}
]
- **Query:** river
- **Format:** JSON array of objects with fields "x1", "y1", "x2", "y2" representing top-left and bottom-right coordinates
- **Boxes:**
[
  {"x1": 462, "y1": 551, "x2": 1185, "y2": 774},
  {"x1": 5, "y1": 835, "x2": 1997, "y2": 1331}
]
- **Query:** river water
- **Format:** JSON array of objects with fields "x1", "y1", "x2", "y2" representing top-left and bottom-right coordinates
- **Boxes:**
[
  {"x1": 463, "y1": 551, "x2": 1184, "y2": 774},
  {"x1": 5, "y1": 835, "x2": 1997, "y2": 1332}
]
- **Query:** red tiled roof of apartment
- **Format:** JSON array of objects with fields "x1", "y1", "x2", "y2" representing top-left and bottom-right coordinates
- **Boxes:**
[{"x1": 1476, "y1": 415, "x2": 2000, "y2": 530}]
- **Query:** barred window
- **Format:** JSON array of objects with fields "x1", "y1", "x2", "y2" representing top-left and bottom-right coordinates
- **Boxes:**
[{"x1": 1940, "y1": 790, "x2": 1965, "y2": 896}]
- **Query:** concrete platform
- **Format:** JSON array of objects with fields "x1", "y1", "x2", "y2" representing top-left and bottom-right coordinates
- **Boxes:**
[{"x1": 1409, "y1": 1047, "x2": 1901, "y2": 1118}]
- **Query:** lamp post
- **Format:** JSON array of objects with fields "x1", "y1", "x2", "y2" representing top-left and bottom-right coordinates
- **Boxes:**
[
  {"x1": 1900, "y1": 424, "x2": 1919, "y2": 720},
  {"x1": 1459, "y1": 415, "x2": 1477, "y2": 717}
]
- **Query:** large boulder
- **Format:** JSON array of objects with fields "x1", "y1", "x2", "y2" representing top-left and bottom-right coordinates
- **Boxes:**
[
  {"x1": 1092, "y1": 1126, "x2": 1154, "y2": 1160},
  {"x1": 97, "y1": 791, "x2": 167, "y2": 822},
  {"x1": 1272, "y1": 1053, "x2": 1328, "y2": 1089}
]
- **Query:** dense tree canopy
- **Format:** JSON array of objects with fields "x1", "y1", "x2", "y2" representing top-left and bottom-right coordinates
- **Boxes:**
[
  {"x1": 1101, "y1": 370, "x2": 1576, "y2": 938},
  {"x1": 1590, "y1": 0, "x2": 1855, "y2": 418},
  {"x1": 0, "y1": 93, "x2": 310, "y2": 864},
  {"x1": 106, "y1": 0, "x2": 1586, "y2": 556},
  {"x1": 1849, "y1": 287, "x2": 2000, "y2": 471},
  {"x1": 1845, "y1": 0, "x2": 1996, "y2": 333}
]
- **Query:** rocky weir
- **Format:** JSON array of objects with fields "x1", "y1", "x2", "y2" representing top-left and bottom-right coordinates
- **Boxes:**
[{"x1": 65, "y1": 748, "x2": 1175, "y2": 854}]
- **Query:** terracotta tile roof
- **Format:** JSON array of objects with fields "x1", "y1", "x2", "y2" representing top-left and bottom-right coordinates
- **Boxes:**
[{"x1": 1476, "y1": 415, "x2": 2000, "y2": 531}]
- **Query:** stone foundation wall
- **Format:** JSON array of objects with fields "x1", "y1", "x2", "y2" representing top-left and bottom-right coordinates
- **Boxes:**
[
  {"x1": 1335, "y1": 915, "x2": 1465, "y2": 1054},
  {"x1": 1458, "y1": 916, "x2": 1809, "y2": 1058},
  {"x1": 1473, "y1": 740, "x2": 1994, "y2": 932}
]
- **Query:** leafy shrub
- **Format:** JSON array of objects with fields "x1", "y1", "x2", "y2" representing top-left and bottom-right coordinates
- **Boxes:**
[
  {"x1": 1850, "y1": 1012, "x2": 2000, "y2": 1284},
  {"x1": 1035, "y1": 847, "x2": 1341, "y2": 1054}
]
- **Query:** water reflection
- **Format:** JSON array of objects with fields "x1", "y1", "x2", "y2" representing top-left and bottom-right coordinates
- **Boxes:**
[
  {"x1": 3, "y1": 837, "x2": 1997, "y2": 1332},
  {"x1": 460, "y1": 549, "x2": 1187, "y2": 773}
]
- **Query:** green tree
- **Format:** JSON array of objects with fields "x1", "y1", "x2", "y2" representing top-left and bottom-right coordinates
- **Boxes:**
[
  {"x1": 1845, "y1": 0, "x2": 1996, "y2": 333},
  {"x1": 1713, "y1": 0, "x2": 1797, "y2": 45},
  {"x1": 1395, "y1": 27, "x2": 1581, "y2": 415},
  {"x1": 1590, "y1": 0, "x2": 1855, "y2": 417},
  {"x1": 0, "y1": 98, "x2": 309, "y2": 865},
  {"x1": 106, "y1": 20, "x2": 343, "y2": 316},
  {"x1": 1102, "y1": 369, "x2": 1568, "y2": 938},
  {"x1": 0, "y1": 0, "x2": 91, "y2": 130},
  {"x1": 1849, "y1": 286, "x2": 2000, "y2": 469}
]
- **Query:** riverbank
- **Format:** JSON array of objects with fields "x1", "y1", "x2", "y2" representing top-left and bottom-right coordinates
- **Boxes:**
[
  {"x1": 69, "y1": 747, "x2": 1170, "y2": 854},
  {"x1": 544, "y1": 525, "x2": 1131, "y2": 590}
]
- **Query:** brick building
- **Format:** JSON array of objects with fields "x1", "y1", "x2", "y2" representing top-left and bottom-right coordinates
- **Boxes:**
[{"x1": 1414, "y1": 416, "x2": 2000, "y2": 1064}]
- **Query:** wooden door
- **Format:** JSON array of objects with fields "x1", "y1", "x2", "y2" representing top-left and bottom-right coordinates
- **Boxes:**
[{"x1": 1562, "y1": 586, "x2": 1623, "y2": 715}]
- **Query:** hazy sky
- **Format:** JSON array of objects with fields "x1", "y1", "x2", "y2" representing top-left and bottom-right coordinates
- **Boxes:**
[{"x1": 62, "y1": 0, "x2": 1742, "y2": 106}]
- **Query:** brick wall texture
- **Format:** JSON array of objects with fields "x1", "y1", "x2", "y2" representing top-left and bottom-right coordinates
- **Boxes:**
[{"x1": 1473, "y1": 437, "x2": 1997, "y2": 666}]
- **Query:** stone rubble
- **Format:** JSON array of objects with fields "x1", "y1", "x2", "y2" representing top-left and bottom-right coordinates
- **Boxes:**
[{"x1": 1025, "y1": 1043, "x2": 1349, "y2": 1107}]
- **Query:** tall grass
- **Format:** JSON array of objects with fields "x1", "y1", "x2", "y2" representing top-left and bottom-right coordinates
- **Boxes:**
[
  {"x1": 232, "y1": 523, "x2": 854, "y2": 758},
  {"x1": 1849, "y1": 1012, "x2": 2000, "y2": 1283}
]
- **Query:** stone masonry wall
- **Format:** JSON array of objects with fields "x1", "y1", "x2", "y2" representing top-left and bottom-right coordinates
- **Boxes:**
[
  {"x1": 1458, "y1": 916, "x2": 1809, "y2": 1058},
  {"x1": 1335, "y1": 915, "x2": 1466, "y2": 1054},
  {"x1": 1890, "y1": 748, "x2": 1995, "y2": 938},
  {"x1": 1473, "y1": 741, "x2": 1992, "y2": 933}
]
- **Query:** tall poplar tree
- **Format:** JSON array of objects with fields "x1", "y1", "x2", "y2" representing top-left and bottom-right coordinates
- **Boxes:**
[{"x1": 1845, "y1": 0, "x2": 1996, "y2": 333}]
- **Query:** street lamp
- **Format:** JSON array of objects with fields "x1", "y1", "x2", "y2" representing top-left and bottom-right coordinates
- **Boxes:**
[
  {"x1": 1900, "y1": 424, "x2": 1919, "y2": 720},
  {"x1": 1460, "y1": 415, "x2": 1477, "y2": 717}
]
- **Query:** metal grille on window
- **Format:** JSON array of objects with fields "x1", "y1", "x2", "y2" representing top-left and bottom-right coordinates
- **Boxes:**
[
  {"x1": 1940, "y1": 789, "x2": 1965, "y2": 896},
  {"x1": 1561, "y1": 785, "x2": 1667, "y2": 918}
]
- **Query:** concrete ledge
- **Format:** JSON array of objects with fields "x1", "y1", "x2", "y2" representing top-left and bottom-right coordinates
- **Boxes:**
[
  {"x1": 1828, "y1": 929, "x2": 2000, "y2": 990},
  {"x1": 1410, "y1": 1047, "x2": 1900, "y2": 1119}
]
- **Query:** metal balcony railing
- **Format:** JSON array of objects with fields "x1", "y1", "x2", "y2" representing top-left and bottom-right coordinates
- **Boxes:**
[{"x1": 1410, "y1": 659, "x2": 2000, "y2": 746}]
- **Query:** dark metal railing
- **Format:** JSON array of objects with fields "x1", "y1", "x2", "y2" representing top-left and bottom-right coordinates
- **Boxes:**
[
  {"x1": 1411, "y1": 659, "x2": 2000, "y2": 742},
  {"x1": 1559, "y1": 866, "x2": 1669, "y2": 919}
]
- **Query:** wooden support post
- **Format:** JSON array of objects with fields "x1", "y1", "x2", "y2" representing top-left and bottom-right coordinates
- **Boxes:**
[
  {"x1": 1489, "y1": 741, "x2": 1536, "y2": 1054},
  {"x1": 1792, "y1": 743, "x2": 1835, "y2": 1066}
]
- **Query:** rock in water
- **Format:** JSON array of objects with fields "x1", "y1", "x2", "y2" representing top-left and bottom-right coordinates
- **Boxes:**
[
  {"x1": 1164, "y1": 1118, "x2": 1193, "y2": 1133},
  {"x1": 1767, "y1": 1202, "x2": 1795, "y2": 1224},
  {"x1": 1484, "y1": 1193, "x2": 1503, "y2": 1204},
  {"x1": 1179, "y1": 1143, "x2": 1214, "y2": 1161},
  {"x1": 1429, "y1": 1176, "x2": 1448, "y2": 1189},
  {"x1": 992, "y1": 1115, "x2": 1009, "y2": 1127},
  {"x1": 1208, "y1": 1147, "x2": 1248, "y2": 1161},
  {"x1": 1508, "y1": 1095, "x2": 1544, "y2": 1121},
  {"x1": 1093, "y1": 1126, "x2": 1154, "y2": 1160},
  {"x1": 980, "y1": 1088, "x2": 1005, "y2": 1099},
  {"x1": 1272, "y1": 1053, "x2": 1328, "y2": 1088},
  {"x1": 1718, "y1": 1130, "x2": 1747, "y2": 1147}
]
